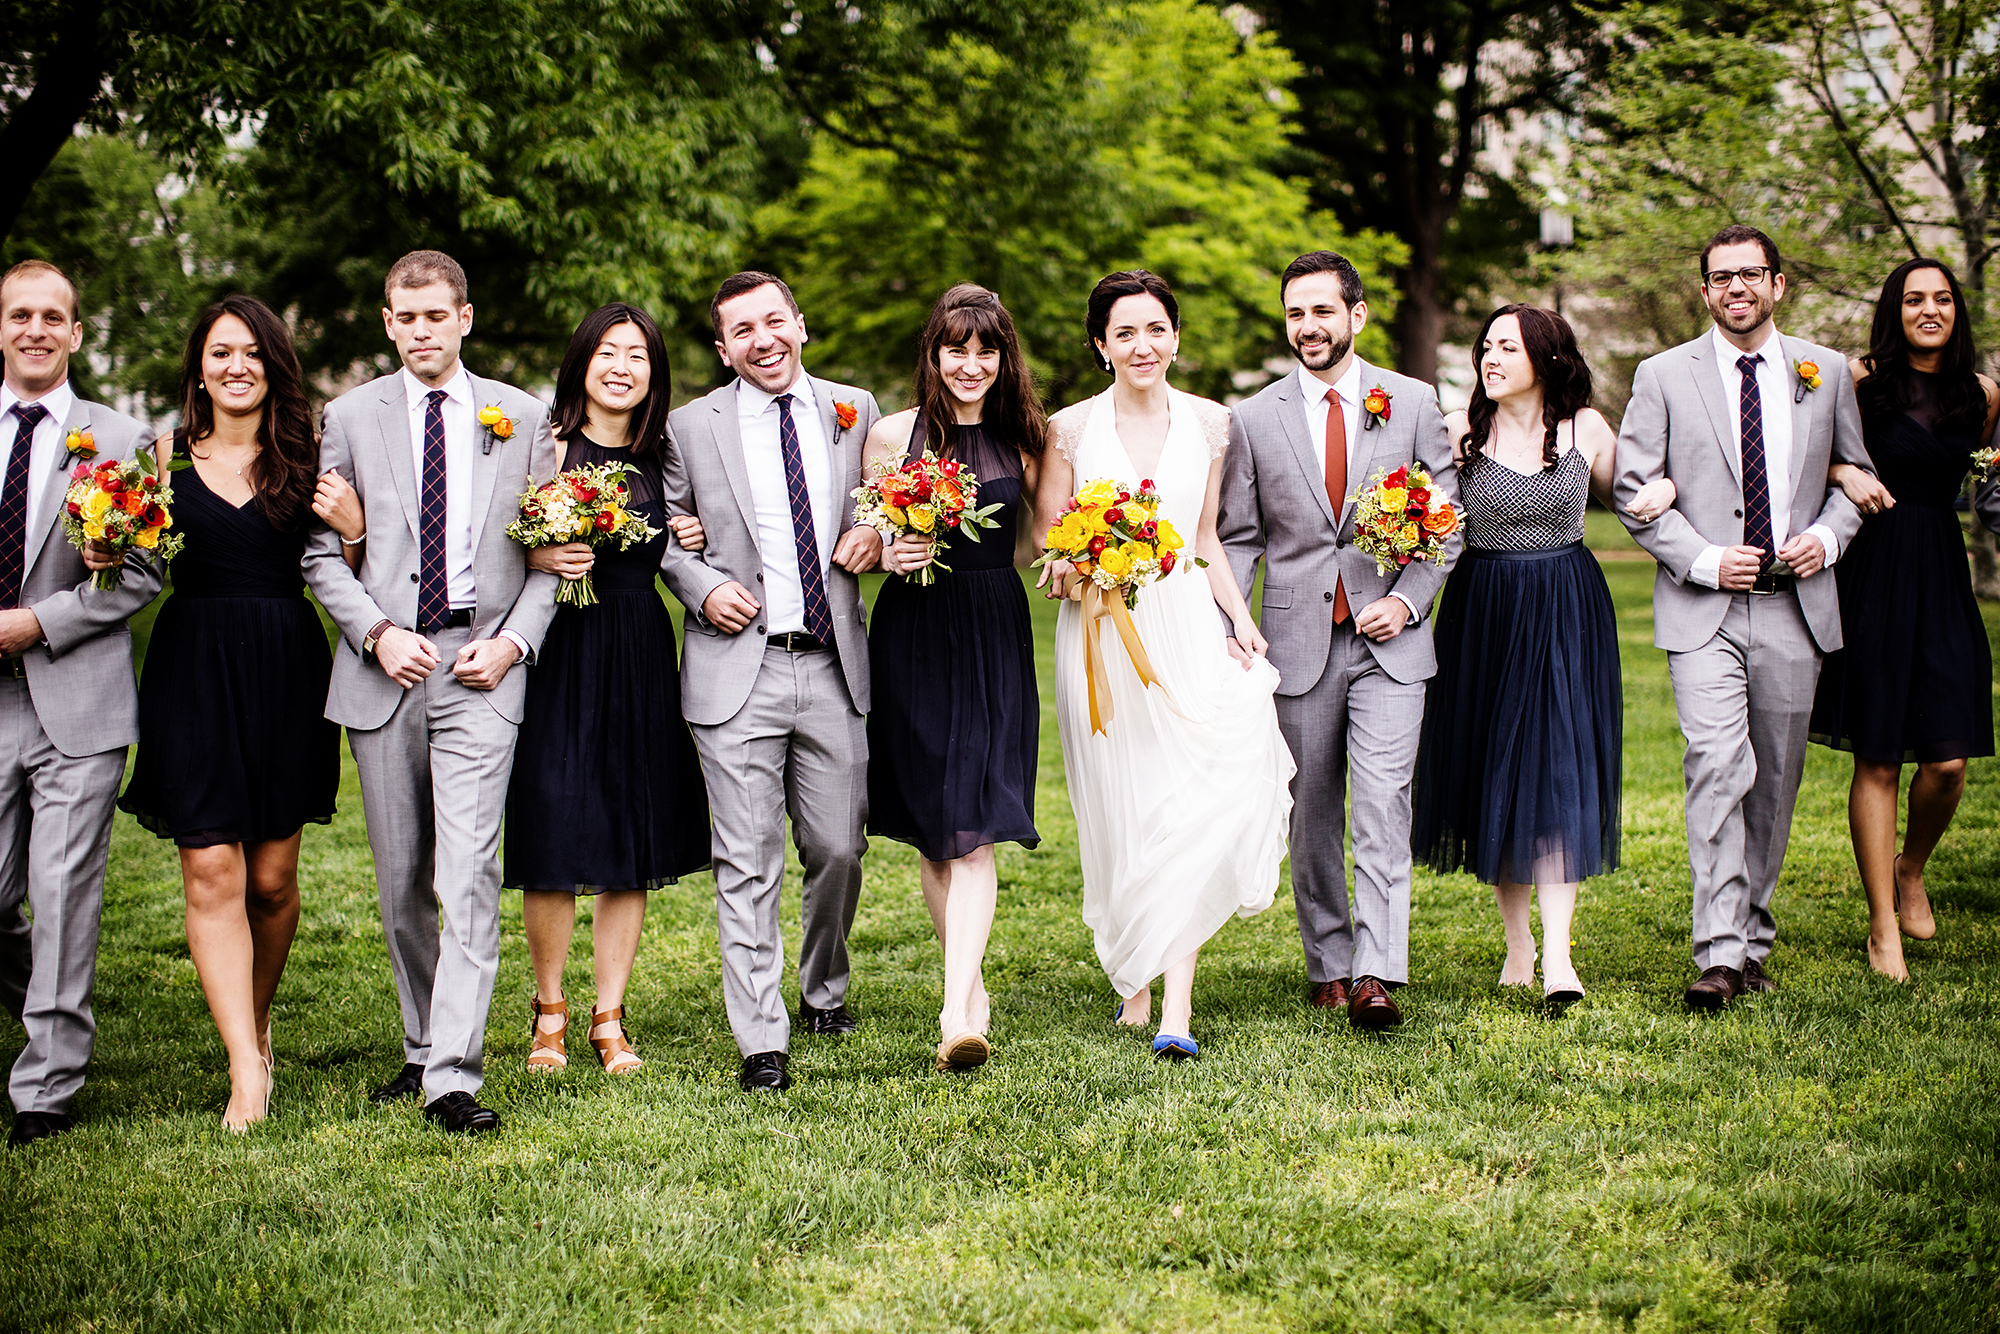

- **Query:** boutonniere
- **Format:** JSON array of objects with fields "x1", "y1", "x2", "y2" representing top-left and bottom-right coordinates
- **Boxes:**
[
  {"x1": 833, "y1": 400, "x2": 858, "y2": 441},
  {"x1": 64, "y1": 428, "x2": 97, "y2": 463},
  {"x1": 476, "y1": 404, "x2": 515, "y2": 455},
  {"x1": 1793, "y1": 358, "x2": 1822, "y2": 404},
  {"x1": 1361, "y1": 384, "x2": 1393, "y2": 431}
]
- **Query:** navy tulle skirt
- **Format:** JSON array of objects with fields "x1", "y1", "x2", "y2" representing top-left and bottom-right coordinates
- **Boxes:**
[{"x1": 1411, "y1": 542, "x2": 1622, "y2": 885}]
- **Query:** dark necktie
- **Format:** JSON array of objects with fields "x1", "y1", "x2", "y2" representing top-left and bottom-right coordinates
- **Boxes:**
[
  {"x1": 1322, "y1": 392, "x2": 1350, "y2": 625},
  {"x1": 417, "y1": 389, "x2": 451, "y2": 629},
  {"x1": 1736, "y1": 354, "x2": 1774, "y2": 564},
  {"x1": 775, "y1": 394, "x2": 835, "y2": 645},
  {"x1": 0, "y1": 404, "x2": 48, "y2": 611}
]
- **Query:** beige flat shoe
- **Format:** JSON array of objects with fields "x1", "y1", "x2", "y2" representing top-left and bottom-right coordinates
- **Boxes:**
[{"x1": 936, "y1": 1032, "x2": 991, "y2": 1073}]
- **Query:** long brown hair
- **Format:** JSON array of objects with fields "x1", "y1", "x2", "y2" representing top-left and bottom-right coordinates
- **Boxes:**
[
  {"x1": 178, "y1": 295, "x2": 318, "y2": 532},
  {"x1": 549, "y1": 303, "x2": 672, "y2": 459},
  {"x1": 1463, "y1": 304, "x2": 1593, "y2": 470},
  {"x1": 1858, "y1": 257, "x2": 1985, "y2": 435},
  {"x1": 913, "y1": 285, "x2": 1046, "y2": 458}
]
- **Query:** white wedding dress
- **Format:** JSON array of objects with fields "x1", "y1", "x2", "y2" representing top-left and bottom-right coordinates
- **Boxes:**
[{"x1": 1052, "y1": 387, "x2": 1296, "y2": 998}]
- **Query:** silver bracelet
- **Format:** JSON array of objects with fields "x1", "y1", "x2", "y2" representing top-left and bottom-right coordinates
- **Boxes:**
[{"x1": 340, "y1": 532, "x2": 367, "y2": 547}]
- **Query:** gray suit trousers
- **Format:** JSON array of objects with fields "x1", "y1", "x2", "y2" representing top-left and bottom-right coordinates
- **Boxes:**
[
  {"x1": 346, "y1": 628, "x2": 518, "y2": 1100},
  {"x1": 690, "y1": 644, "x2": 867, "y2": 1056},
  {"x1": 0, "y1": 680, "x2": 127, "y2": 1114},
  {"x1": 1668, "y1": 592, "x2": 1822, "y2": 971},
  {"x1": 1278, "y1": 624, "x2": 1426, "y2": 986}
]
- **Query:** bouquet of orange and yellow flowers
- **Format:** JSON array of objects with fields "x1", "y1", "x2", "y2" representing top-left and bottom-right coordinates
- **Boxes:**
[
  {"x1": 1347, "y1": 463, "x2": 1460, "y2": 576},
  {"x1": 850, "y1": 449, "x2": 1002, "y2": 586},
  {"x1": 61, "y1": 452, "x2": 183, "y2": 590},
  {"x1": 506, "y1": 462, "x2": 659, "y2": 607}
]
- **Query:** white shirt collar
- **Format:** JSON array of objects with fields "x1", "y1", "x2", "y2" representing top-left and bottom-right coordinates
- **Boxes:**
[
  {"x1": 400, "y1": 363, "x2": 471, "y2": 407},
  {"x1": 737, "y1": 371, "x2": 814, "y2": 416},
  {"x1": 1, "y1": 378, "x2": 76, "y2": 427},
  {"x1": 1297, "y1": 359, "x2": 1364, "y2": 407},
  {"x1": 1711, "y1": 323, "x2": 1783, "y2": 367}
]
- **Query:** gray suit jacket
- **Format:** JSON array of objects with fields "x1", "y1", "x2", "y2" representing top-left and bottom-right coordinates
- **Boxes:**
[
  {"x1": 660, "y1": 376, "x2": 880, "y2": 726},
  {"x1": 303, "y1": 370, "x2": 559, "y2": 730},
  {"x1": 1977, "y1": 473, "x2": 2000, "y2": 533},
  {"x1": 1217, "y1": 362, "x2": 1462, "y2": 691},
  {"x1": 19, "y1": 399, "x2": 164, "y2": 757},
  {"x1": 1614, "y1": 333, "x2": 1872, "y2": 654}
]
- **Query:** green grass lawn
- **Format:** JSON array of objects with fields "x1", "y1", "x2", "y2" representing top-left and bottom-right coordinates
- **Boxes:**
[{"x1": 2, "y1": 561, "x2": 1997, "y2": 1332}]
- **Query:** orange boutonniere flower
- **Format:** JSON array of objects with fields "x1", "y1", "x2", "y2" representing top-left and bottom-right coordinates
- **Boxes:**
[
  {"x1": 834, "y1": 400, "x2": 859, "y2": 434},
  {"x1": 1362, "y1": 384, "x2": 1393, "y2": 430},
  {"x1": 64, "y1": 429, "x2": 96, "y2": 462},
  {"x1": 476, "y1": 404, "x2": 515, "y2": 454},
  {"x1": 1793, "y1": 358, "x2": 1822, "y2": 404}
]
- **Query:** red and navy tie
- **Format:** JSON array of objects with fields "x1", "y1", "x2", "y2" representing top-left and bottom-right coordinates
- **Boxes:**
[
  {"x1": 417, "y1": 389, "x2": 451, "y2": 629},
  {"x1": 1736, "y1": 354, "x2": 1774, "y2": 565},
  {"x1": 0, "y1": 404, "x2": 48, "y2": 611},
  {"x1": 776, "y1": 394, "x2": 834, "y2": 645}
]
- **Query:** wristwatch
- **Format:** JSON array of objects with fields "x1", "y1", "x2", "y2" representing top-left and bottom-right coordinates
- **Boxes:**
[{"x1": 362, "y1": 618, "x2": 394, "y2": 660}]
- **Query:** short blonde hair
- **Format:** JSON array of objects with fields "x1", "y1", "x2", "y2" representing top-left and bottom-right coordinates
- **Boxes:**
[
  {"x1": 1, "y1": 260, "x2": 80, "y2": 321},
  {"x1": 383, "y1": 250, "x2": 468, "y2": 308}
]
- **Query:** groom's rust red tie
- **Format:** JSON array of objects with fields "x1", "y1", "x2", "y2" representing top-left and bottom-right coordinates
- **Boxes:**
[
  {"x1": 1323, "y1": 392, "x2": 1350, "y2": 624},
  {"x1": 0, "y1": 403, "x2": 48, "y2": 611}
]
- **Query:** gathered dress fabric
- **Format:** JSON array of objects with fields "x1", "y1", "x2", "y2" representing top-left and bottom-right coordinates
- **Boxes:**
[
  {"x1": 1411, "y1": 439, "x2": 1623, "y2": 885},
  {"x1": 866, "y1": 419, "x2": 1040, "y2": 862},
  {"x1": 1053, "y1": 388, "x2": 1295, "y2": 998},
  {"x1": 119, "y1": 433, "x2": 340, "y2": 847},
  {"x1": 503, "y1": 436, "x2": 711, "y2": 893},
  {"x1": 1810, "y1": 371, "x2": 1994, "y2": 763}
]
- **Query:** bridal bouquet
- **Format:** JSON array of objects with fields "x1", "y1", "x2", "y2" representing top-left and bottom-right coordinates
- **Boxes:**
[
  {"x1": 1347, "y1": 463, "x2": 1460, "y2": 576},
  {"x1": 61, "y1": 451, "x2": 183, "y2": 590},
  {"x1": 850, "y1": 449, "x2": 1002, "y2": 585},
  {"x1": 506, "y1": 462, "x2": 659, "y2": 607},
  {"x1": 1970, "y1": 443, "x2": 1999, "y2": 483}
]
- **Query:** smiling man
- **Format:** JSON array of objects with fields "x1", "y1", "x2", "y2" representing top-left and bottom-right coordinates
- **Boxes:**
[
  {"x1": 1614, "y1": 224, "x2": 1875, "y2": 1010},
  {"x1": 659, "y1": 271, "x2": 882, "y2": 1092}
]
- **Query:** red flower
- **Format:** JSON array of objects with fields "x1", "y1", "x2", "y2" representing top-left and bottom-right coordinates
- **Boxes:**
[
  {"x1": 142, "y1": 503, "x2": 164, "y2": 526},
  {"x1": 1160, "y1": 548, "x2": 1177, "y2": 573},
  {"x1": 1139, "y1": 521, "x2": 1157, "y2": 539},
  {"x1": 1065, "y1": 498, "x2": 1079, "y2": 512},
  {"x1": 65, "y1": 501, "x2": 81, "y2": 517},
  {"x1": 1117, "y1": 491, "x2": 1131, "y2": 503},
  {"x1": 1104, "y1": 506, "x2": 1124, "y2": 524},
  {"x1": 70, "y1": 463, "x2": 90, "y2": 481},
  {"x1": 1140, "y1": 478, "x2": 1155, "y2": 491},
  {"x1": 943, "y1": 460, "x2": 960, "y2": 475},
  {"x1": 1397, "y1": 553, "x2": 1412, "y2": 565},
  {"x1": 1409, "y1": 487, "x2": 1430, "y2": 504},
  {"x1": 102, "y1": 474, "x2": 125, "y2": 494},
  {"x1": 1089, "y1": 535, "x2": 1107, "y2": 555},
  {"x1": 594, "y1": 511, "x2": 616, "y2": 532},
  {"x1": 1386, "y1": 466, "x2": 1409, "y2": 487}
]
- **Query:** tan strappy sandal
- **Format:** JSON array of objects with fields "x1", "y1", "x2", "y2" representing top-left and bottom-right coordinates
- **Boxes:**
[
  {"x1": 590, "y1": 1004, "x2": 643, "y2": 1074},
  {"x1": 527, "y1": 996, "x2": 568, "y2": 1071}
]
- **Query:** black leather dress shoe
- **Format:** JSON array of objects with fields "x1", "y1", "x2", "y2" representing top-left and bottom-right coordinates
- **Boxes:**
[
  {"x1": 370, "y1": 1062, "x2": 426, "y2": 1103},
  {"x1": 8, "y1": 1111, "x2": 71, "y2": 1147},
  {"x1": 1741, "y1": 958, "x2": 1778, "y2": 993},
  {"x1": 422, "y1": 1091, "x2": 500, "y2": 1134},
  {"x1": 740, "y1": 1051, "x2": 791, "y2": 1091},
  {"x1": 1347, "y1": 976, "x2": 1403, "y2": 1029},
  {"x1": 799, "y1": 1002, "x2": 858, "y2": 1036},
  {"x1": 1684, "y1": 965, "x2": 1743, "y2": 1010}
]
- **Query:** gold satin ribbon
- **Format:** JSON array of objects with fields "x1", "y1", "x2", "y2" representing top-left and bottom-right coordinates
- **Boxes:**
[{"x1": 1080, "y1": 580, "x2": 1167, "y2": 734}]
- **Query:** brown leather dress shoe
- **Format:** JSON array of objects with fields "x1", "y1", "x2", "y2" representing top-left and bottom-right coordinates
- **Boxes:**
[
  {"x1": 1741, "y1": 958, "x2": 1778, "y2": 993},
  {"x1": 1347, "y1": 976, "x2": 1402, "y2": 1029},
  {"x1": 1309, "y1": 979, "x2": 1350, "y2": 1009},
  {"x1": 1684, "y1": 965, "x2": 1743, "y2": 1010}
]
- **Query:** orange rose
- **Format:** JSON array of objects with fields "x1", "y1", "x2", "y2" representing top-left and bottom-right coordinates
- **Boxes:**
[
  {"x1": 1422, "y1": 505, "x2": 1459, "y2": 536},
  {"x1": 491, "y1": 416, "x2": 515, "y2": 440},
  {"x1": 121, "y1": 491, "x2": 146, "y2": 516},
  {"x1": 834, "y1": 401, "x2": 859, "y2": 431}
]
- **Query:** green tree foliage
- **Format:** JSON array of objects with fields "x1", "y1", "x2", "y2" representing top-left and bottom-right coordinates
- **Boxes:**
[{"x1": 756, "y1": 0, "x2": 1406, "y2": 407}]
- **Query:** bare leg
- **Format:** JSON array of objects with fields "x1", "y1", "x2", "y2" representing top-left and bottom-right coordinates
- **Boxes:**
[
  {"x1": 1157, "y1": 947, "x2": 1199, "y2": 1040},
  {"x1": 522, "y1": 891, "x2": 576, "y2": 1047},
  {"x1": 1536, "y1": 881, "x2": 1581, "y2": 991},
  {"x1": 589, "y1": 891, "x2": 648, "y2": 1071},
  {"x1": 182, "y1": 843, "x2": 272, "y2": 1130},
  {"x1": 1849, "y1": 759, "x2": 1907, "y2": 979},
  {"x1": 1896, "y1": 759, "x2": 1964, "y2": 941},
  {"x1": 1494, "y1": 880, "x2": 1536, "y2": 986},
  {"x1": 243, "y1": 834, "x2": 304, "y2": 1066},
  {"x1": 922, "y1": 851, "x2": 998, "y2": 1037}
]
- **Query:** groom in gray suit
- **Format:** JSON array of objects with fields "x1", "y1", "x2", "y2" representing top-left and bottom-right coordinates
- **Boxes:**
[
  {"x1": 1615, "y1": 224, "x2": 1872, "y2": 1009},
  {"x1": 303, "y1": 251, "x2": 557, "y2": 1132},
  {"x1": 0, "y1": 261, "x2": 165, "y2": 1146},
  {"x1": 660, "y1": 272, "x2": 880, "y2": 1092},
  {"x1": 1218, "y1": 251, "x2": 1460, "y2": 1030}
]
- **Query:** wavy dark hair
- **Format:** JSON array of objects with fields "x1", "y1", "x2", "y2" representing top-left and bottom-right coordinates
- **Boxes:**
[
  {"x1": 1463, "y1": 304, "x2": 1593, "y2": 471},
  {"x1": 549, "y1": 303, "x2": 672, "y2": 459},
  {"x1": 178, "y1": 295, "x2": 318, "y2": 532},
  {"x1": 1858, "y1": 257, "x2": 1985, "y2": 435},
  {"x1": 912, "y1": 285, "x2": 1047, "y2": 459},
  {"x1": 1085, "y1": 270, "x2": 1179, "y2": 374}
]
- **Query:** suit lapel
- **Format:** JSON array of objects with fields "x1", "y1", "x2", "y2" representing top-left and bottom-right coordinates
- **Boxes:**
[
  {"x1": 376, "y1": 379, "x2": 422, "y2": 545},
  {"x1": 1690, "y1": 342, "x2": 1745, "y2": 488},
  {"x1": 1275, "y1": 376, "x2": 1341, "y2": 535},
  {"x1": 814, "y1": 376, "x2": 857, "y2": 537},
  {"x1": 1781, "y1": 335, "x2": 1815, "y2": 497},
  {"x1": 708, "y1": 384, "x2": 760, "y2": 547},
  {"x1": 24, "y1": 400, "x2": 90, "y2": 582},
  {"x1": 463, "y1": 371, "x2": 503, "y2": 550}
]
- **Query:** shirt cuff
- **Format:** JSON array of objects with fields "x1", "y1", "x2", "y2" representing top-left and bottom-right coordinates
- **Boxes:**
[
  {"x1": 498, "y1": 628, "x2": 533, "y2": 664},
  {"x1": 1803, "y1": 523, "x2": 1840, "y2": 567},
  {"x1": 1389, "y1": 591, "x2": 1423, "y2": 626},
  {"x1": 1688, "y1": 545, "x2": 1725, "y2": 589}
]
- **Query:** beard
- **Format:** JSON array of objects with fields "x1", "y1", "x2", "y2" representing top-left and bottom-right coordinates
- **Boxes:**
[
  {"x1": 1709, "y1": 290, "x2": 1776, "y2": 336},
  {"x1": 1293, "y1": 327, "x2": 1351, "y2": 371}
]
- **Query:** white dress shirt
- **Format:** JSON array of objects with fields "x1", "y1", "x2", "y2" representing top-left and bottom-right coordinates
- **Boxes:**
[
  {"x1": 0, "y1": 378, "x2": 77, "y2": 544},
  {"x1": 1689, "y1": 326, "x2": 1840, "y2": 587},
  {"x1": 737, "y1": 374, "x2": 837, "y2": 636},
  {"x1": 1295, "y1": 363, "x2": 1422, "y2": 624}
]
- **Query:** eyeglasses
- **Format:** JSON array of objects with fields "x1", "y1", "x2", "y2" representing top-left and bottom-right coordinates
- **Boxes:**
[{"x1": 1704, "y1": 266, "x2": 1774, "y2": 290}]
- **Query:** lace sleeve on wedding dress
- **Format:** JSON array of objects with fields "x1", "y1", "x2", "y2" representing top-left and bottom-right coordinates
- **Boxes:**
[
  {"x1": 1049, "y1": 402, "x2": 1091, "y2": 465},
  {"x1": 1189, "y1": 396, "x2": 1232, "y2": 460}
]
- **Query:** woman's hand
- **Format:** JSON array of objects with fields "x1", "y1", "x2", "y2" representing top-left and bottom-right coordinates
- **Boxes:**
[
  {"x1": 529, "y1": 542, "x2": 595, "y2": 579},
  {"x1": 1833, "y1": 464, "x2": 1896, "y2": 516},
  {"x1": 882, "y1": 533, "x2": 934, "y2": 577},
  {"x1": 1035, "y1": 559, "x2": 1083, "y2": 601},
  {"x1": 1227, "y1": 617, "x2": 1269, "y2": 669},
  {"x1": 312, "y1": 470, "x2": 365, "y2": 542},
  {"x1": 667, "y1": 515, "x2": 705, "y2": 552},
  {"x1": 81, "y1": 539, "x2": 123, "y2": 573},
  {"x1": 1624, "y1": 477, "x2": 1678, "y2": 524}
]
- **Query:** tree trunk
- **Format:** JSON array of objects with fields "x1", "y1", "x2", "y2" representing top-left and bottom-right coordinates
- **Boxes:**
[
  {"x1": 1393, "y1": 222, "x2": 1445, "y2": 385},
  {"x1": 0, "y1": 2, "x2": 109, "y2": 246}
]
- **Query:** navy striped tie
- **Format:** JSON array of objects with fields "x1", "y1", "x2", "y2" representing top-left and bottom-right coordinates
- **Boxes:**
[
  {"x1": 417, "y1": 389, "x2": 451, "y2": 629},
  {"x1": 1736, "y1": 354, "x2": 1774, "y2": 564},
  {"x1": 776, "y1": 395, "x2": 835, "y2": 645},
  {"x1": 0, "y1": 404, "x2": 47, "y2": 611}
]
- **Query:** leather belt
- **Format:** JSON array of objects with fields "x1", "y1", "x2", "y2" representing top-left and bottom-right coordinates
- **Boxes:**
[
  {"x1": 0, "y1": 657, "x2": 25, "y2": 679},
  {"x1": 768, "y1": 631, "x2": 827, "y2": 653},
  {"x1": 1748, "y1": 572, "x2": 1796, "y2": 596},
  {"x1": 415, "y1": 609, "x2": 474, "y2": 632}
]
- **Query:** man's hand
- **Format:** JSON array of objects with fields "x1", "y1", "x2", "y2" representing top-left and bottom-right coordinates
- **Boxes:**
[
  {"x1": 1716, "y1": 545, "x2": 1767, "y2": 590},
  {"x1": 1354, "y1": 596, "x2": 1410, "y2": 643},
  {"x1": 375, "y1": 627, "x2": 441, "y2": 688},
  {"x1": 832, "y1": 526, "x2": 882, "y2": 573},
  {"x1": 1777, "y1": 533, "x2": 1827, "y2": 578},
  {"x1": 452, "y1": 636, "x2": 521, "y2": 691},
  {"x1": 0, "y1": 609, "x2": 42, "y2": 656},
  {"x1": 702, "y1": 581, "x2": 762, "y2": 633},
  {"x1": 81, "y1": 540, "x2": 124, "y2": 573}
]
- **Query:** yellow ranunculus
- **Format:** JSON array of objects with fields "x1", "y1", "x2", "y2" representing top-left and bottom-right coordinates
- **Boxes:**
[
  {"x1": 1125, "y1": 503, "x2": 1154, "y2": 525},
  {"x1": 574, "y1": 516, "x2": 594, "y2": 538},
  {"x1": 1379, "y1": 487, "x2": 1408, "y2": 514},
  {"x1": 1097, "y1": 546, "x2": 1132, "y2": 580},
  {"x1": 1400, "y1": 521, "x2": 1420, "y2": 544},
  {"x1": 1054, "y1": 515, "x2": 1090, "y2": 551},
  {"x1": 82, "y1": 490, "x2": 113, "y2": 521},
  {"x1": 883, "y1": 504, "x2": 908, "y2": 527},
  {"x1": 135, "y1": 526, "x2": 160, "y2": 549},
  {"x1": 82, "y1": 518, "x2": 105, "y2": 540},
  {"x1": 909, "y1": 504, "x2": 937, "y2": 533},
  {"x1": 1154, "y1": 519, "x2": 1183, "y2": 549},
  {"x1": 477, "y1": 405, "x2": 504, "y2": 427},
  {"x1": 1126, "y1": 542, "x2": 1155, "y2": 565},
  {"x1": 1076, "y1": 479, "x2": 1120, "y2": 507},
  {"x1": 1081, "y1": 508, "x2": 1112, "y2": 536}
]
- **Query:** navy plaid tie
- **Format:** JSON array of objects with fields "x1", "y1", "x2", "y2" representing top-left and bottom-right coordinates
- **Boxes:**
[
  {"x1": 776, "y1": 395, "x2": 835, "y2": 645},
  {"x1": 1736, "y1": 354, "x2": 1774, "y2": 564},
  {"x1": 417, "y1": 389, "x2": 451, "y2": 629},
  {"x1": 0, "y1": 404, "x2": 47, "y2": 611}
]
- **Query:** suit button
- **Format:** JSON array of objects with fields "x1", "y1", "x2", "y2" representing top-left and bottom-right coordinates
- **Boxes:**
[
  {"x1": 1734, "y1": 509, "x2": 1743, "y2": 518},
  {"x1": 755, "y1": 573, "x2": 763, "y2": 583},
  {"x1": 1323, "y1": 591, "x2": 1333, "y2": 603},
  {"x1": 755, "y1": 624, "x2": 765, "y2": 634},
  {"x1": 1336, "y1": 539, "x2": 1347, "y2": 550},
  {"x1": 410, "y1": 573, "x2": 418, "y2": 583}
]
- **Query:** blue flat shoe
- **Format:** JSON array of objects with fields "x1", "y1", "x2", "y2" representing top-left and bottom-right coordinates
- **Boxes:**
[{"x1": 1152, "y1": 1034, "x2": 1198, "y2": 1061}]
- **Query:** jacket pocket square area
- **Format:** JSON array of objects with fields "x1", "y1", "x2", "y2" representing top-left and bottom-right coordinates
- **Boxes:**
[{"x1": 1260, "y1": 586, "x2": 1294, "y2": 610}]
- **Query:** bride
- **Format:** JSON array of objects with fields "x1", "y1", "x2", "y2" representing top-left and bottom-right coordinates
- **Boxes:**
[{"x1": 1037, "y1": 270, "x2": 1296, "y2": 1060}]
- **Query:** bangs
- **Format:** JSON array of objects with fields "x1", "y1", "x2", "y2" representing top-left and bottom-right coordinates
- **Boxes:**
[{"x1": 935, "y1": 301, "x2": 1010, "y2": 352}]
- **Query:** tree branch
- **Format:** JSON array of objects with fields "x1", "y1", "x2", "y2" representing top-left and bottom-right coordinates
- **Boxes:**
[{"x1": 0, "y1": 1, "x2": 110, "y2": 245}]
